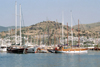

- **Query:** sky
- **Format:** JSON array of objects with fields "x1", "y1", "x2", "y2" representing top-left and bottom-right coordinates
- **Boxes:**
[{"x1": 0, "y1": 0, "x2": 100, "y2": 27}]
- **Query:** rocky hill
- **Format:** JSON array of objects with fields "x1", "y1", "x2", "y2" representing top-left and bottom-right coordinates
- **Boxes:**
[
  {"x1": 73, "y1": 22, "x2": 100, "y2": 32},
  {"x1": 0, "y1": 21, "x2": 100, "y2": 38}
]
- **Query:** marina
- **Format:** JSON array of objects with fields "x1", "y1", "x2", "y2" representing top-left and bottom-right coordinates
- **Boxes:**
[{"x1": 0, "y1": 0, "x2": 100, "y2": 67}]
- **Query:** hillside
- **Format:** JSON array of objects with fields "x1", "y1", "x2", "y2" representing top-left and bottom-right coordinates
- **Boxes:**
[
  {"x1": 23, "y1": 21, "x2": 69, "y2": 37},
  {"x1": 73, "y1": 22, "x2": 100, "y2": 31},
  {"x1": 0, "y1": 21, "x2": 100, "y2": 39}
]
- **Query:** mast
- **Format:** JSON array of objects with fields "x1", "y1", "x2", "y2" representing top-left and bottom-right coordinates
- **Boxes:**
[
  {"x1": 67, "y1": 23, "x2": 68, "y2": 45},
  {"x1": 54, "y1": 31, "x2": 55, "y2": 46},
  {"x1": 43, "y1": 32, "x2": 44, "y2": 45},
  {"x1": 59, "y1": 23, "x2": 60, "y2": 45},
  {"x1": 39, "y1": 24, "x2": 40, "y2": 45},
  {"x1": 37, "y1": 36, "x2": 38, "y2": 45},
  {"x1": 54, "y1": 20, "x2": 56, "y2": 46},
  {"x1": 8, "y1": 28, "x2": 10, "y2": 44},
  {"x1": 57, "y1": 20, "x2": 60, "y2": 45},
  {"x1": 45, "y1": 21, "x2": 47, "y2": 45},
  {"x1": 39, "y1": 31, "x2": 41, "y2": 45},
  {"x1": 78, "y1": 19, "x2": 80, "y2": 47},
  {"x1": 71, "y1": 11, "x2": 73, "y2": 47},
  {"x1": 20, "y1": 4, "x2": 22, "y2": 46},
  {"x1": 15, "y1": 1, "x2": 17, "y2": 45},
  {"x1": 62, "y1": 11, "x2": 64, "y2": 45},
  {"x1": 48, "y1": 21, "x2": 49, "y2": 46}
]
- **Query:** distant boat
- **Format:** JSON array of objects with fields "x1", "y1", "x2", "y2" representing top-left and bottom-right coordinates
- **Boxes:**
[
  {"x1": 0, "y1": 44, "x2": 7, "y2": 52},
  {"x1": 35, "y1": 45, "x2": 49, "y2": 53},
  {"x1": 26, "y1": 42, "x2": 35, "y2": 53},
  {"x1": 0, "y1": 45, "x2": 7, "y2": 52},
  {"x1": 39, "y1": 45, "x2": 49, "y2": 53},
  {"x1": 0, "y1": 39, "x2": 7, "y2": 52}
]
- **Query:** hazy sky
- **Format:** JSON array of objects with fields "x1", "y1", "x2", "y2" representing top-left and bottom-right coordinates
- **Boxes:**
[{"x1": 0, "y1": 0, "x2": 100, "y2": 27}]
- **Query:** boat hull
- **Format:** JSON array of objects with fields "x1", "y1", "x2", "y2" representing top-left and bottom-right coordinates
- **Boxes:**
[
  {"x1": 55, "y1": 50, "x2": 88, "y2": 53},
  {"x1": 47, "y1": 49, "x2": 55, "y2": 53},
  {"x1": 0, "y1": 48, "x2": 7, "y2": 52},
  {"x1": 27, "y1": 48, "x2": 34, "y2": 53},
  {"x1": 40, "y1": 49, "x2": 48, "y2": 53},
  {"x1": 90, "y1": 47, "x2": 100, "y2": 50},
  {"x1": 7, "y1": 48, "x2": 27, "y2": 54},
  {"x1": 0, "y1": 45, "x2": 7, "y2": 52}
]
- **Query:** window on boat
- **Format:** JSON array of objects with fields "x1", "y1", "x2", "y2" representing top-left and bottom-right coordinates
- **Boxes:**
[
  {"x1": 64, "y1": 47, "x2": 70, "y2": 49},
  {"x1": 1, "y1": 47, "x2": 6, "y2": 48}
]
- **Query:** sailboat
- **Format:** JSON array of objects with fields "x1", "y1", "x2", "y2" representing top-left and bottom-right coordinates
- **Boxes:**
[
  {"x1": 7, "y1": 2, "x2": 27, "y2": 53},
  {"x1": 55, "y1": 12, "x2": 88, "y2": 53},
  {"x1": 47, "y1": 20, "x2": 59, "y2": 53},
  {"x1": 38, "y1": 22, "x2": 49, "y2": 53}
]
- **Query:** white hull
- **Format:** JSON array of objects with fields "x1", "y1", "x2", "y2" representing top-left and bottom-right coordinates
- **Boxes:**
[
  {"x1": 27, "y1": 48, "x2": 34, "y2": 53},
  {"x1": 27, "y1": 46, "x2": 38, "y2": 53},
  {"x1": 0, "y1": 48, "x2": 7, "y2": 52},
  {"x1": 0, "y1": 45, "x2": 7, "y2": 52},
  {"x1": 56, "y1": 50, "x2": 88, "y2": 53}
]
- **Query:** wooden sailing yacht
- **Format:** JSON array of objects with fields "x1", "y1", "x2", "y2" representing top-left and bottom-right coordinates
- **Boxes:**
[{"x1": 55, "y1": 12, "x2": 88, "y2": 53}]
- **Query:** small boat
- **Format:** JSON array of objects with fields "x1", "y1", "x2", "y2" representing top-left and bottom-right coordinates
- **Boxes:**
[
  {"x1": 0, "y1": 45, "x2": 7, "y2": 52},
  {"x1": 0, "y1": 39, "x2": 7, "y2": 52},
  {"x1": 27, "y1": 44, "x2": 34, "y2": 53},
  {"x1": 27, "y1": 47, "x2": 34, "y2": 53},
  {"x1": 40, "y1": 49, "x2": 48, "y2": 53},
  {"x1": 37, "y1": 46, "x2": 48, "y2": 53}
]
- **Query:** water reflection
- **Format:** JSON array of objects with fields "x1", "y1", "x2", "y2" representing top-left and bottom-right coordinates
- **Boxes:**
[{"x1": 0, "y1": 51, "x2": 100, "y2": 67}]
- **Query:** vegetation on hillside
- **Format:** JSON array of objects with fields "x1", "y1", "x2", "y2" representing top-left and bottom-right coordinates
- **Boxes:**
[{"x1": 0, "y1": 21, "x2": 100, "y2": 45}]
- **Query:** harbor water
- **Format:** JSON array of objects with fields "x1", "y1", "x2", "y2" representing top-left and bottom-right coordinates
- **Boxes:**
[{"x1": 0, "y1": 50, "x2": 100, "y2": 67}]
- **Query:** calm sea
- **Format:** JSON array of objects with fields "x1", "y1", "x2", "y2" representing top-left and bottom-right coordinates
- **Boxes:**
[{"x1": 0, "y1": 50, "x2": 100, "y2": 67}]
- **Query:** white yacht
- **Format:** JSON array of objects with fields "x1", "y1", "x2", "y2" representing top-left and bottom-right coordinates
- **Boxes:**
[
  {"x1": 0, "y1": 39, "x2": 7, "y2": 52},
  {"x1": 25, "y1": 41, "x2": 35, "y2": 53},
  {"x1": 0, "y1": 45, "x2": 7, "y2": 52},
  {"x1": 27, "y1": 44, "x2": 34, "y2": 53}
]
